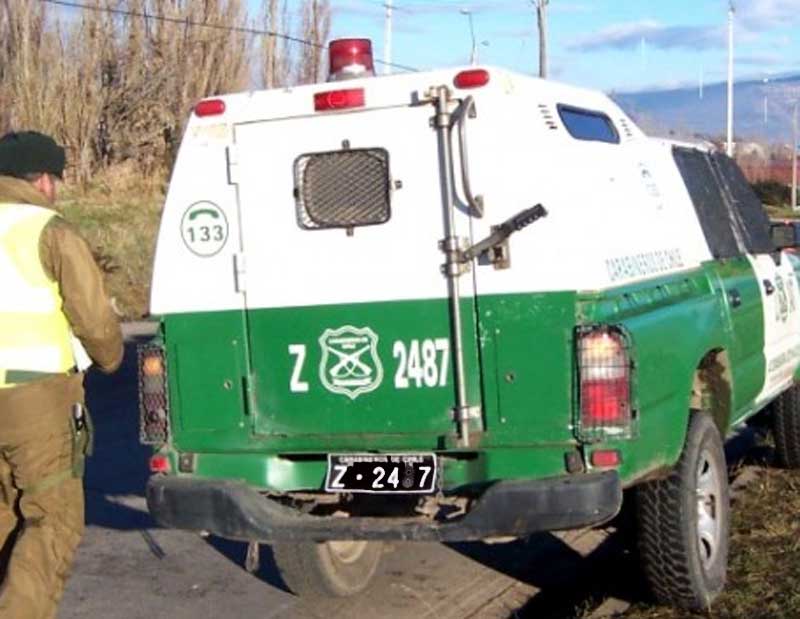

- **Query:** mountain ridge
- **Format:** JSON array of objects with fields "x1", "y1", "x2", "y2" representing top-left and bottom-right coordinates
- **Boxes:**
[{"x1": 612, "y1": 74, "x2": 800, "y2": 144}]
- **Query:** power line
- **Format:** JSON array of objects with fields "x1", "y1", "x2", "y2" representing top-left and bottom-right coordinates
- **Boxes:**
[
  {"x1": 41, "y1": 0, "x2": 320, "y2": 47},
  {"x1": 39, "y1": 0, "x2": 418, "y2": 72}
]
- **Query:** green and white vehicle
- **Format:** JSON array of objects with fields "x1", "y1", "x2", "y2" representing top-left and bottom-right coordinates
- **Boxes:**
[{"x1": 140, "y1": 39, "x2": 800, "y2": 609}]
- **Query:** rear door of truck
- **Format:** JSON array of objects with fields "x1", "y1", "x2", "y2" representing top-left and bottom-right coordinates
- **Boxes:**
[{"x1": 231, "y1": 81, "x2": 481, "y2": 443}]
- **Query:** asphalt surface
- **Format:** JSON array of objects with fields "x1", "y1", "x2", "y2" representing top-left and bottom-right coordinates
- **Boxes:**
[{"x1": 57, "y1": 330, "x2": 631, "y2": 619}]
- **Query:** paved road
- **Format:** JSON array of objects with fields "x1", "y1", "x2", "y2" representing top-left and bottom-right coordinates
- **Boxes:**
[{"x1": 58, "y1": 334, "x2": 630, "y2": 619}]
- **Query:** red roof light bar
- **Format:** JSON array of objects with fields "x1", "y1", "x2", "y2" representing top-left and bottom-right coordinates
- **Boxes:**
[{"x1": 328, "y1": 38, "x2": 375, "y2": 80}]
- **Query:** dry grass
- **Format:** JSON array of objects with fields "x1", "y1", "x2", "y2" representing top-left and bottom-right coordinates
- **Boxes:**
[
  {"x1": 616, "y1": 467, "x2": 800, "y2": 619},
  {"x1": 57, "y1": 165, "x2": 165, "y2": 320}
]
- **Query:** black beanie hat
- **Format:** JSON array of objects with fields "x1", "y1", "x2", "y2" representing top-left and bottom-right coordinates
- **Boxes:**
[{"x1": 0, "y1": 131, "x2": 66, "y2": 179}]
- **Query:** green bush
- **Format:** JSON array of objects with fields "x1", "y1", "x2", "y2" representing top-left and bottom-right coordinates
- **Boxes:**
[{"x1": 752, "y1": 180, "x2": 791, "y2": 207}]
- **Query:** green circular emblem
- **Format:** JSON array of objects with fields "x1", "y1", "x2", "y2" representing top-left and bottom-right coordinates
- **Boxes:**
[{"x1": 181, "y1": 201, "x2": 229, "y2": 257}]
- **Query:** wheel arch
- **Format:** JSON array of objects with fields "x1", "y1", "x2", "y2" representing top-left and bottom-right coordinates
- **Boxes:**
[{"x1": 689, "y1": 348, "x2": 733, "y2": 437}]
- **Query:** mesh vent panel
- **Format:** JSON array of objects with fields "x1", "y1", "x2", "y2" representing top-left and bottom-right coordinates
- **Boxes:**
[
  {"x1": 138, "y1": 344, "x2": 170, "y2": 445},
  {"x1": 295, "y1": 148, "x2": 391, "y2": 229}
]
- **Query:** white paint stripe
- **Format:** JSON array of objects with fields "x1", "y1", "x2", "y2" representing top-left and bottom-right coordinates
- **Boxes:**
[{"x1": 150, "y1": 71, "x2": 714, "y2": 314}]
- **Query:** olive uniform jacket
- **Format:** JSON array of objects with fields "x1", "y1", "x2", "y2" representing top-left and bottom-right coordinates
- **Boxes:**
[{"x1": 0, "y1": 175, "x2": 123, "y2": 413}]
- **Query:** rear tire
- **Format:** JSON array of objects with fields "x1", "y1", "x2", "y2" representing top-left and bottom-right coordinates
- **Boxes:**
[
  {"x1": 635, "y1": 413, "x2": 729, "y2": 611},
  {"x1": 772, "y1": 383, "x2": 800, "y2": 469},
  {"x1": 270, "y1": 540, "x2": 383, "y2": 597}
]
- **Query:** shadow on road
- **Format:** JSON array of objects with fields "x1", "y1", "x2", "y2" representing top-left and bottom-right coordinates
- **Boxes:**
[
  {"x1": 83, "y1": 338, "x2": 155, "y2": 531},
  {"x1": 447, "y1": 528, "x2": 646, "y2": 619},
  {"x1": 205, "y1": 537, "x2": 290, "y2": 593}
]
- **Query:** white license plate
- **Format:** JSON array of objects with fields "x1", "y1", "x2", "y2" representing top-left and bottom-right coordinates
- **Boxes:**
[{"x1": 325, "y1": 453, "x2": 438, "y2": 494}]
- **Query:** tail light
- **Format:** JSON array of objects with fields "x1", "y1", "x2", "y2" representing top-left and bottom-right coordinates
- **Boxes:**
[
  {"x1": 149, "y1": 454, "x2": 171, "y2": 474},
  {"x1": 139, "y1": 344, "x2": 170, "y2": 445},
  {"x1": 328, "y1": 38, "x2": 375, "y2": 81},
  {"x1": 576, "y1": 326, "x2": 633, "y2": 439}
]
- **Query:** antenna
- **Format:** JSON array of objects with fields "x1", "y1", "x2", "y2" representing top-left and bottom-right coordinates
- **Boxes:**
[
  {"x1": 383, "y1": 0, "x2": 393, "y2": 75},
  {"x1": 793, "y1": 102, "x2": 798, "y2": 211},
  {"x1": 460, "y1": 8, "x2": 478, "y2": 65},
  {"x1": 640, "y1": 36, "x2": 647, "y2": 70},
  {"x1": 699, "y1": 66, "x2": 704, "y2": 100}
]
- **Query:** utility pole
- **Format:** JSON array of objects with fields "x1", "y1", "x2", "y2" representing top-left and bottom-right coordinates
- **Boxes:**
[
  {"x1": 460, "y1": 9, "x2": 477, "y2": 65},
  {"x1": 640, "y1": 36, "x2": 647, "y2": 71},
  {"x1": 793, "y1": 102, "x2": 798, "y2": 212},
  {"x1": 533, "y1": 0, "x2": 549, "y2": 78},
  {"x1": 383, "y1": 0, "x2": 393, "y2": 75},
  {"x1": 726, "y1": 2, "x2": 735, "y2": 157}
]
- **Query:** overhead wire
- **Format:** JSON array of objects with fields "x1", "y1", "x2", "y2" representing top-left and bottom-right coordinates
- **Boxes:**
[{"x1": 39, "y1": 0, "x2": 419, "y2": 72}]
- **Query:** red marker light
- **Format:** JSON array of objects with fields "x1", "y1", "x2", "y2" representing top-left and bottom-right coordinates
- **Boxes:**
[
  {"x1": 314, "y1": 88, "x2": 365, "y2": 112},
  {"x1": 150, "y1": 454, "x2": 171, "y2": 474},
  {"x1": 194, "y1": 99, "x2": 226, "y2": 118},
  {"x1": 328, "y1": 38, "x2": 375, "y2": 80},
  {"x1": 454, "y1": 69, "x2": 490, "y2": 89},
  {"x1": 591, "y1": 450, "x2": 622, "y2": 468}
]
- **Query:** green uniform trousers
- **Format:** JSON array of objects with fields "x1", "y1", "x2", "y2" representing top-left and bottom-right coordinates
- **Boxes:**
[{"x1": 0, "y1": 375, "x2": 85, "y2": 619}]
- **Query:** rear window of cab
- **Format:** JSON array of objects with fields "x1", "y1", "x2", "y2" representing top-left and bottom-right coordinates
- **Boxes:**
[{"x1": 557, "y1": 104, "x2": 620, "y2": 144}]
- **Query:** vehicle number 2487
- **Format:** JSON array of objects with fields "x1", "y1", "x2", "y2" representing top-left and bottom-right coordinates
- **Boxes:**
[{"x1": 287, "y1": 338, "x2": 450, "y2": 393}]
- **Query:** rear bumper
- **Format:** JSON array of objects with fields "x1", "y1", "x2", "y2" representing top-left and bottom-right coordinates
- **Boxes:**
[{"x1": 146, "y1": 471, "x2": 622, "y2": 542}]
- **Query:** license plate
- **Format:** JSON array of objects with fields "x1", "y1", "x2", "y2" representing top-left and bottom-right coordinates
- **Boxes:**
[{"x1": 325, "y1": 453, "x2": 437, "y2": 494}]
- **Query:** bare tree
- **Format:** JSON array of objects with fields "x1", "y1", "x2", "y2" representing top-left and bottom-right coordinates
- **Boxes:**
[
  {"x1": 297, "y1": 0, "x2": 330, "y2": 85},
  {"x1": 260, "y1": 0, "x2": 291, "y2": 89},
  {"x1": 0, "y1": 0, "x2": 325, "y2": 185},
  {"x1": 55, "y1": 3, "x2": 114, "y2": 184}
]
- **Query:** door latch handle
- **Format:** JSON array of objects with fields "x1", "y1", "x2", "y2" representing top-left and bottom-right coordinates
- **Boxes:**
[
  {"x1": 460, "y1": 204, "x2": 548, "y2": 266},
  {"x1": 763, "y1": 279, "x2": 775, "y2": 296},
  {"x1": 727, "y1": 288, "x2": 742, "y2": 308}
]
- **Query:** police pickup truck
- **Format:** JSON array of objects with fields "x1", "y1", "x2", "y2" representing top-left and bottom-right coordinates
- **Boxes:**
[{"x1": 139, "y1": 38, "x2": 800, "y2": 610}]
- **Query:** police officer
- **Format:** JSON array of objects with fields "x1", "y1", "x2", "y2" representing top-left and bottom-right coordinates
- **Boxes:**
[{"x1": 0, "y1": 131, "x2": 123, "y2": 618}]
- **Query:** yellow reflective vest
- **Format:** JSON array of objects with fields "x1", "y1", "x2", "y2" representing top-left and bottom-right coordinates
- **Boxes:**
[{"x1": 0, "y1": 203, "x2": 88, "y2": 389}]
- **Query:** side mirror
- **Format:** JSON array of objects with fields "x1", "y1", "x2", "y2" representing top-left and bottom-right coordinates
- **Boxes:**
[{"x1": 770, "y1": 222, "x2": 799, "y2": 251}]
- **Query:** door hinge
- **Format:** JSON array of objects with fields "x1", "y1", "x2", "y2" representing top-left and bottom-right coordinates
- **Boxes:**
[
  {"x1": 226, "y1": 144, "x2": 240, "y2": 186},
  {"x1": 234, "y1": 252, "x2": 247, "y2": 293}
]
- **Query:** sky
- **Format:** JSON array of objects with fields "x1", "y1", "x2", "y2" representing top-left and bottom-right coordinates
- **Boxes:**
[{"x1": 277, "y1": 0, "x2": 800, "y2": 93}]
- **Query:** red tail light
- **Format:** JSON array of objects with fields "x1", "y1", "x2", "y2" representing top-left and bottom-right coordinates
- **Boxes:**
[
  {"x1": 577, "y1": 327, "x2": 633, "y2": 438},
  {"x1": 454, "y1": 69, "x2": 490, "y2": 89},
  {"x1": 314, "y1": 88, "x2": 365, "y2": 112},
  {"x1": 582, "y1": 377, "x2": 629, "y2": 423},
  {"x1": 194, "y1": 99, "x2": 226, "y2": 117},
  {"x1": 149, "y1": 454, "x2": 171, "y2": 474},
  {"x1": 328, "y1": 38, "x2": 375, "y2": 81}
]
